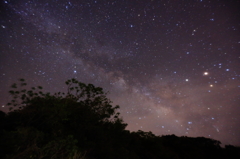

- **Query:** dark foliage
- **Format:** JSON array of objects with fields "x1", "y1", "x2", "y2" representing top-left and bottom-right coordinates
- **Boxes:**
[{"x1": 1, "y1": 79, "x2": 239, "y2": 159}]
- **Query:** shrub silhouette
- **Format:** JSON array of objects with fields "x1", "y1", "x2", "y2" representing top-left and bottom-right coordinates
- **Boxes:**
[{"x1": 1, "y1": 78, "x2": 240, "y2": 159}]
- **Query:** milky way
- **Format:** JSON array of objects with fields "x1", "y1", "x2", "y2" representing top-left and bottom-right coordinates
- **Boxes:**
[{"x1": 0, "y1": 0, "x2": 240, "y2": 146}]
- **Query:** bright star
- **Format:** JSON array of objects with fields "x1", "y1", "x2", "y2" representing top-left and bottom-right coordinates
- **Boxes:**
[{"x1": 203, "y1": 72, "x2": 209, "y2": 75}]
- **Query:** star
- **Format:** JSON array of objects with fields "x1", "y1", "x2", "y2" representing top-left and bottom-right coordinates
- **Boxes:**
[{"x1": 203, "y1": 72, "x2": 209, "y2": 76}]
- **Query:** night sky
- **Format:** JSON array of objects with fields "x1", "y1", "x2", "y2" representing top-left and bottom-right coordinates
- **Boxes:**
[{"x1": 0, "y1": 0, "x2": 240, "y2": 146}]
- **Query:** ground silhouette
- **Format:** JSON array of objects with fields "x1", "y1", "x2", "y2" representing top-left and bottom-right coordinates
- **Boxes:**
[{"x1": 0, "y1": 79, "x2": 239, "y2": 159}]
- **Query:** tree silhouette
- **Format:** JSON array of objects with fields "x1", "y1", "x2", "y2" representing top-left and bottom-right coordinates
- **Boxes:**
[
  {"x1": 1, "y1": 78, "x2": 240, "y2": 159},
  {"x1": 1, "y1": 78, "x2": 127, "y2": 159}
]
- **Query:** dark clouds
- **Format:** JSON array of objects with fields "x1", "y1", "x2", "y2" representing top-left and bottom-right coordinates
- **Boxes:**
[{"x1": 0, "y1": 0, "x2": 239, "y2": 146}]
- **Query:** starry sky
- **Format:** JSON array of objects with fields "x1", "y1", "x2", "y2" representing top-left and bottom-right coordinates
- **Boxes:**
[{"x1": 0, "y1": 0, "x2": 240, "y2": 146}]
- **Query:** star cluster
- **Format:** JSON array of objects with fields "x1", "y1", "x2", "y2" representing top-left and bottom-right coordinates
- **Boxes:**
[{"x1": 0, "y1": 0, "x2": 240, "y2": 145}]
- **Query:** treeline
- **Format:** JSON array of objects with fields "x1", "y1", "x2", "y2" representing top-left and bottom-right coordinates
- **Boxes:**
[{"x1": 0, "y1": 79, "x2": 239, "y2": 159}]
